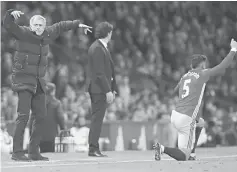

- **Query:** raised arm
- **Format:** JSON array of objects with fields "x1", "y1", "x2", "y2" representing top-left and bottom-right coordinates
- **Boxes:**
[
  {"x1": 47, "y1": 20, "x2": 80, "y2": 39},
  {"x1": 203, "y1": 39, "x2": 237, "y2": 79},
  {"x1": 3, "y1": 9, "x2": 27, "y2": 39},
  {"x1": 47, "y1": 20, "x2": 92, "y2": 40}
]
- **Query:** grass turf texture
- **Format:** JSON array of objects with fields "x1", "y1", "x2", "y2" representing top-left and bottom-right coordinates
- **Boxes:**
[{"x1": 1, "y1": 147, "x2": 237, "y2": 172}]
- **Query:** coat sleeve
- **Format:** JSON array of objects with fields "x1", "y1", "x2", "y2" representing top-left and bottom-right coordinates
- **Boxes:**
[
  {"x1": 2, "y1": 9, "x2": 28, "y2": 39},
  {"x1": 92, "y1": 47, "x2": 111, "y2": 93},
  {"x1": 55, "y1": 101, "x2": 66, "y2": 130},
  {"x1": 47, "y1": 20, "x2": 81, "y2": 40}
]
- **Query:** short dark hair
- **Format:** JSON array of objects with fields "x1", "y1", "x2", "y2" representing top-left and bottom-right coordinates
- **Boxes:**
[
  {"x1": 191, "y1": 54, "x2": 207, "y2": 69},
  {"x1": 95, "y1": 22, "x2": 113, "y2": 39}
]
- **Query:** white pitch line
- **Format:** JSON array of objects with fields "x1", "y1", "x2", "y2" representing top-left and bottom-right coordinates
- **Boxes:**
[
  {"x1": 2, "y1": 155, "x2": 237, "y2": 169},
  {"x1": 4, "y1": 157, "x2": 113, "y2": 164},
  {"x1": 201, "y1": 155, "x2": 237, "y2": 159}
]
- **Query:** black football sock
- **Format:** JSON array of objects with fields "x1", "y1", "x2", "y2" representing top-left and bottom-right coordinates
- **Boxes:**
[
  {"x1": 164, "y1": 147, "x2": 186, "y2": 161},
  {"x1": 191, "y1": 126, "x2": 203, "y2": 153}
]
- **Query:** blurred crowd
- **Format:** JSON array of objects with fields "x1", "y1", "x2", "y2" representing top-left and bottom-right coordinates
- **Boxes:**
[{"x1": 1, "y1": 2, "x2": 237, "y2": 146}]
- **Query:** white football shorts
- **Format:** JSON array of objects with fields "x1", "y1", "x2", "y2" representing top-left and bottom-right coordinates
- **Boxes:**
[{"x1": 171, "y1": 110, "x2": 196, "y2": 150}]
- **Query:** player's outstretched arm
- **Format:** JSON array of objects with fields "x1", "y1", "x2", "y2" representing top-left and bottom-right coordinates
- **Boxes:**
[{"x1": 204, "y1": 38, "x2": 237, "y2": 78}]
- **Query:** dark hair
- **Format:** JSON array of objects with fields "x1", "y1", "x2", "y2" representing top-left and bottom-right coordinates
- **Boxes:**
[
  {"x1": 191, "y1": 54, "x2": 207, "y2": 69},
  {"x1": 94, "y1": 21, "x2": 113, "y2": 39}
]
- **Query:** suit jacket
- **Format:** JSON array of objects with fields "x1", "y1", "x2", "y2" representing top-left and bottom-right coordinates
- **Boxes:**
[{"x1": 85, "y1": 40, "x2": 118, "y2": 94}]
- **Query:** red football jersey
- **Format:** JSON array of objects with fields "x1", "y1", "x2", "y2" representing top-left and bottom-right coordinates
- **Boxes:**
[{"x1": 175, "y1": 69, "x2": 209, "y2": 119}]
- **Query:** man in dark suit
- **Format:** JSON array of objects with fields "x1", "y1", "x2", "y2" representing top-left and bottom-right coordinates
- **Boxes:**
[{"x1": 86, "y1": 21, "x2": 118, "y2": 157}]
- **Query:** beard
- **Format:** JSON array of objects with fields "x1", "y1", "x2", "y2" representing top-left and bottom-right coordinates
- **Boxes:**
[
  {"x1": 35, "y1": 30, "x2": 44, "y2": 35},
  {"x1": 30, "y1": 25, "x2": 44, "y2": 36}
]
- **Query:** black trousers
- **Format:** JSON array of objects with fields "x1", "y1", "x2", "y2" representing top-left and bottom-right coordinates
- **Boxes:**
[
  {"x1": 13, "y1": 80, "x2": 46, "y2": 155},
  {"x1": 88, "y1": 93, "x2": 107, "y2": 150},
  {"x1": 40, "y1": 140, "x2": 55, "y2": 153}
]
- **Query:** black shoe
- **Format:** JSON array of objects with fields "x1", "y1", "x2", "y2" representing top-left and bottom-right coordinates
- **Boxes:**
[
  {"x1": 88, "y1": 150, "x2": 108, "y2": 157},
  {"x1": 11, "y1": 153, "x2": 31, "y2": 162},
  {"x1": 28, "y1": 154, "x2": 49, "y2": 161}
]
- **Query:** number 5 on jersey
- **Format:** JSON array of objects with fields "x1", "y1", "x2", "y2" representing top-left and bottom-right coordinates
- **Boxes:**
[{"x1": 182, "y1": 79, "x2": 191, "y2": 99}]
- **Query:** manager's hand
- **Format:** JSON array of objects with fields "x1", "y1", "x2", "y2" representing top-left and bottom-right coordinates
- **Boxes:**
[
  {"x1": 11, "y1": 11, "x2": 24, "y2": 20},
  {"x1": 106, "y1": 91, "x2": 114, "y2": 104},
  {"x1": 79, "y1": 23, "x2": 92, "y2": 35}
]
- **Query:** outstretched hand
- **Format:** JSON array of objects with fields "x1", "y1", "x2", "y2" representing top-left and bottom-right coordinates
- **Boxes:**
[
  {"x1": 79, "y1": 23, "x2": 92, "y2": 35},
  {"x1": 11, "y1": 11, "x2": 24, "y2": 20},
  {"x1": 230, "y1": 38, "x2": 237, "y2": 49}
]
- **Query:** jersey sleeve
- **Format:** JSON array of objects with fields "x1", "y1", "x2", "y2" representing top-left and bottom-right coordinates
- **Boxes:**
[{"x1": 201, "y1": 69, "x2": 211, "y2": 82}]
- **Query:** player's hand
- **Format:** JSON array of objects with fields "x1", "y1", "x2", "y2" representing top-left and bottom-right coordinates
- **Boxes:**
[
  {"x1": 196, "y1": 118, "x2": 205, "y2": 128},
  {"x1": 79, "y1": 23, "x2": 92, "y2": 35},
  {"x1": 106, "y1": 91, "x2": 114, "y2": 104},
  {"x1": 11, "y1": 11, "x2": 24, "y2": 20},
  {"x1": 230, "y1": 38, "x2": 237, "y2": 49}
]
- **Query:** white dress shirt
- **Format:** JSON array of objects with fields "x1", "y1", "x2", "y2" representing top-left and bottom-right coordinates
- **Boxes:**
[
  {"x1": 99, "y1": 39, "x2": 108, "y2": 50},
  {"x1": 98, "y1": 39, "x2": 115, "y2": 91}
]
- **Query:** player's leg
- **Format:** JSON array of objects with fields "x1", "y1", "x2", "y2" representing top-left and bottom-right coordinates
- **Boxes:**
[
  {"x1": 189, "y1": 118, "x2": 205, "y2": 160},
  {"x1": 156, "y1": 125, "x2": 194, "y2": 161},
  {"x1": 154, "y1": 142, "x2": 187, "y2": 161},
  {"x1": 154, "y1": 111, "x2": 193, "y2": 161},
  {"x1": 155, "y1": 111, "x2": 196, "y2": 161},
  {"x1": 192, "y1": 118, "x2": 205, "y2": 153},
  {"x1": 165, "y1": 119, "x2": 195, "y2": 161},
  {"x1": 153, "y1": 132, "x2": 192, "y2": 161}
]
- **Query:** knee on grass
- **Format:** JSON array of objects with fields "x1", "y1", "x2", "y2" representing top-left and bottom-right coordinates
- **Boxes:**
[{"x1": 163, "y1": 147, "x2": 191, "y2": 161}]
